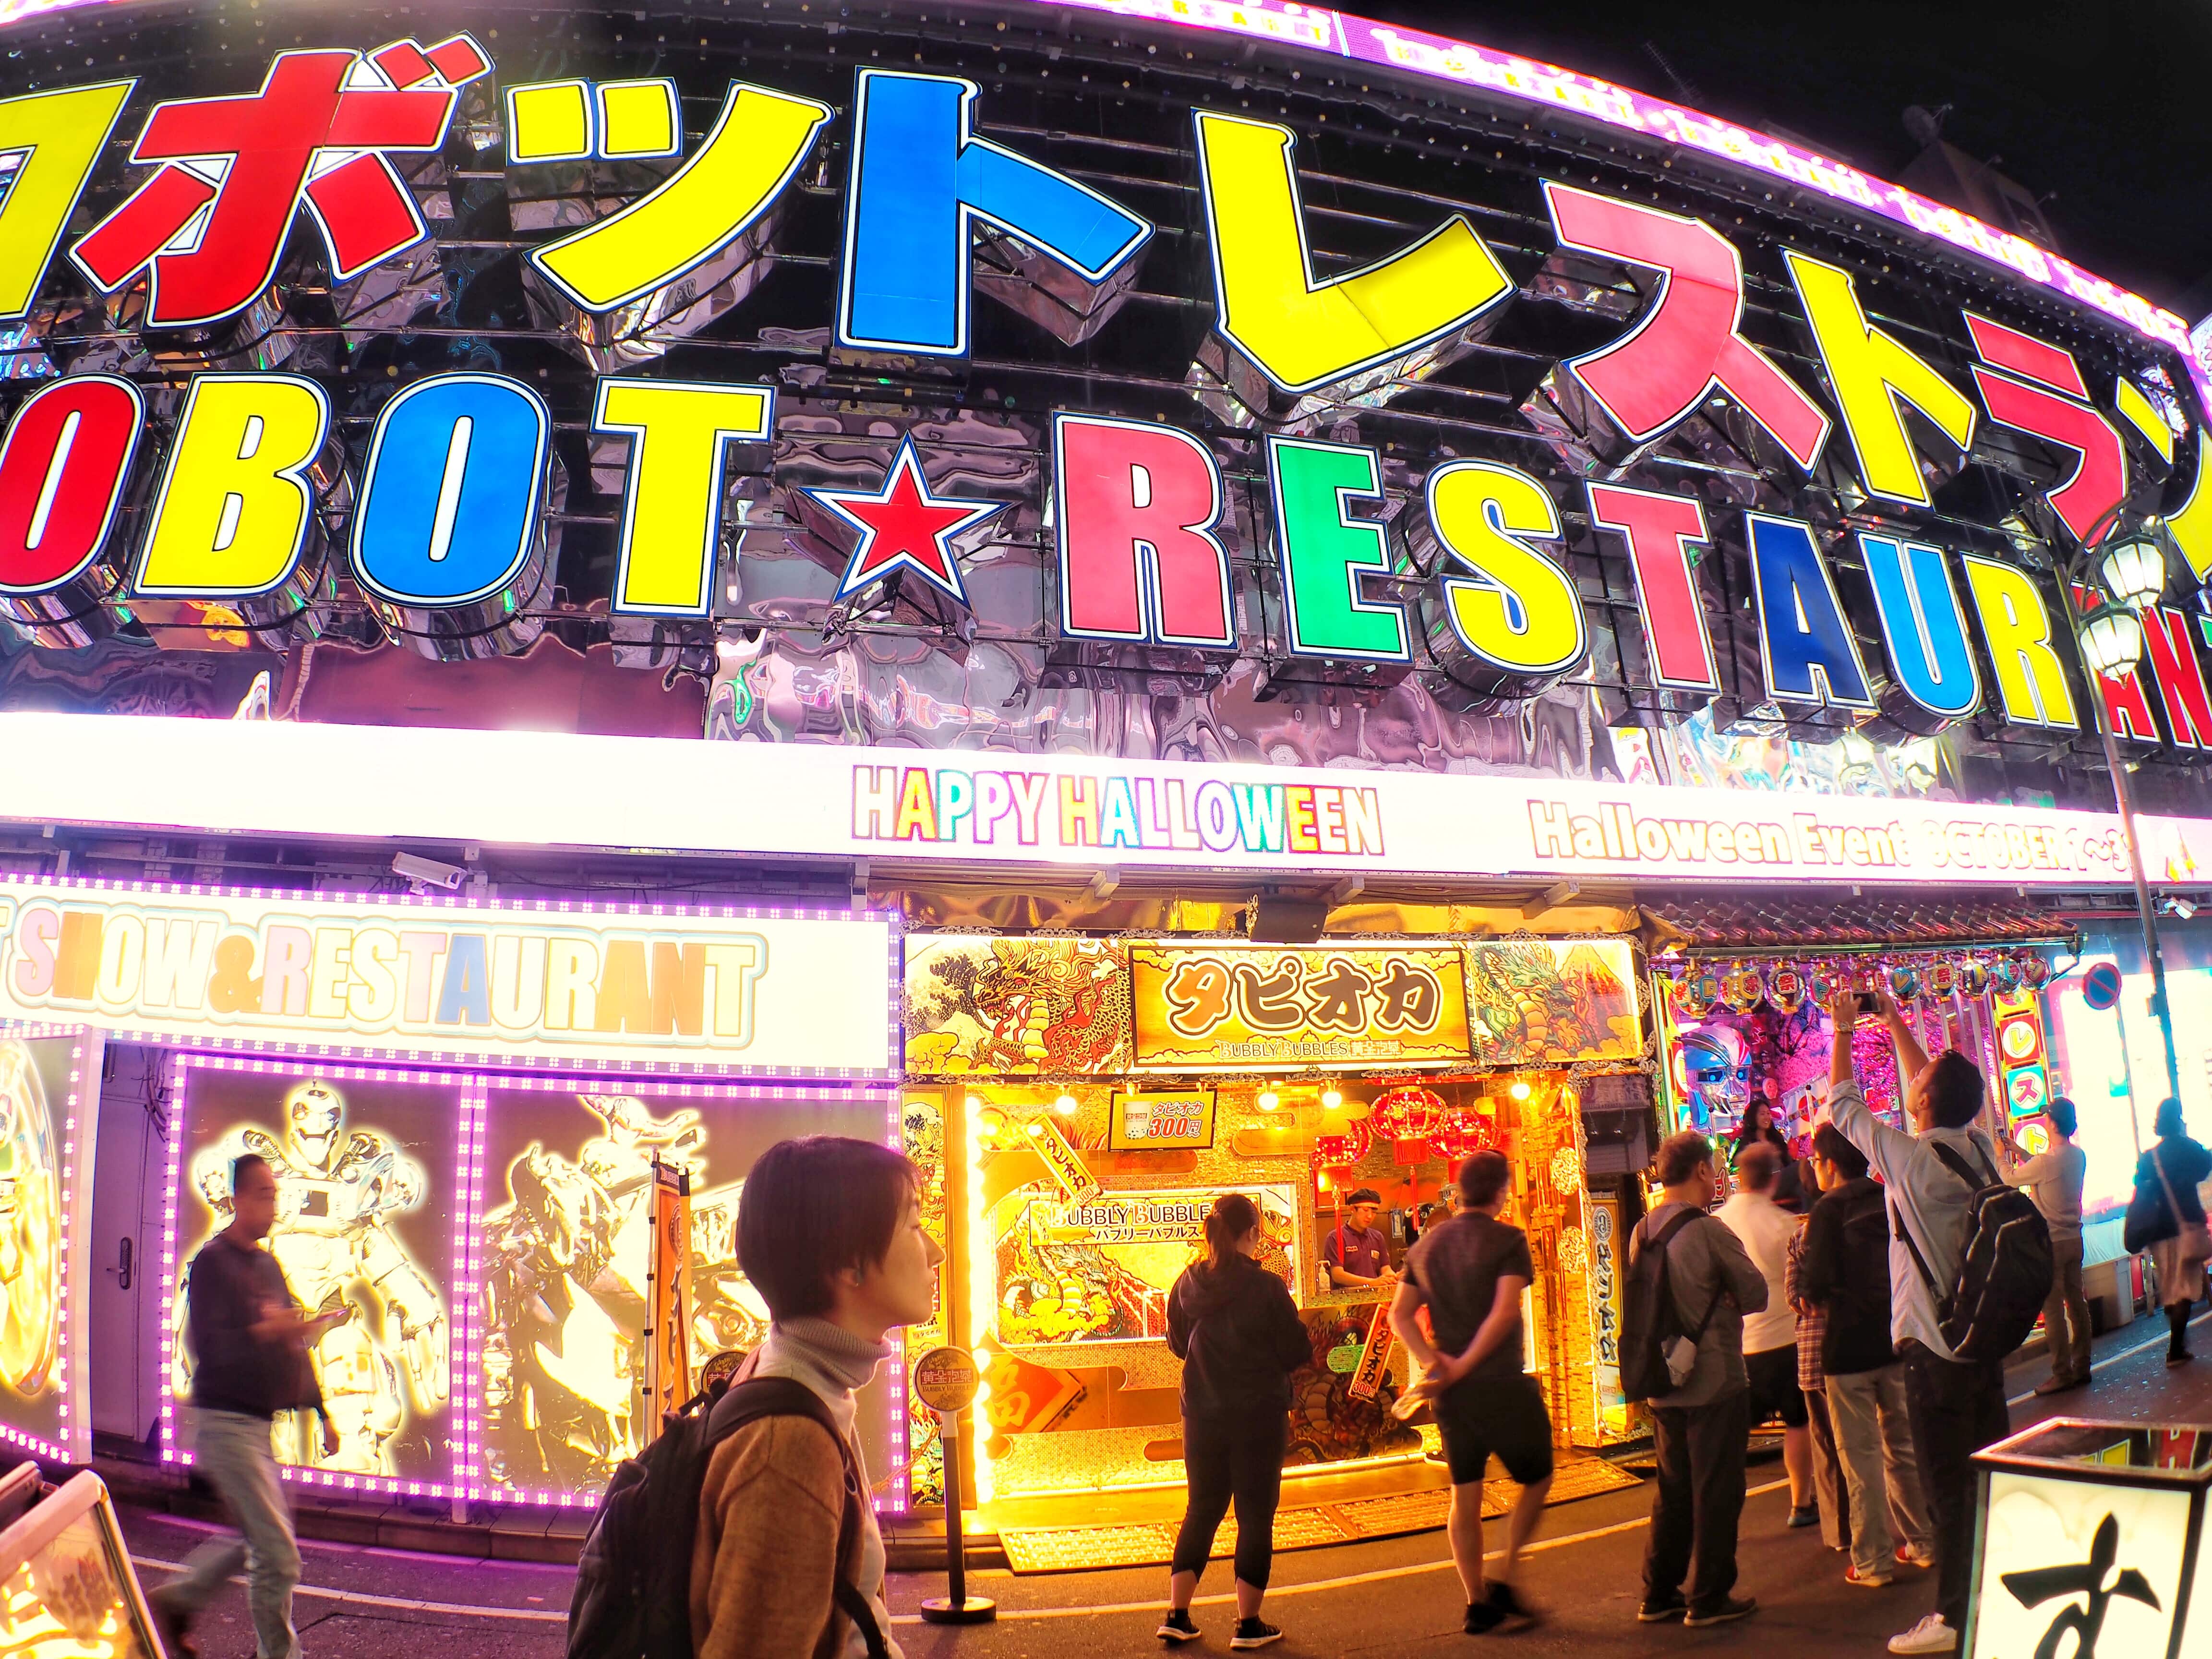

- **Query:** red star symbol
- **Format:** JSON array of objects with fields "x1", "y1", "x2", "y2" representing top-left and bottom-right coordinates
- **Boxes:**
[{"x1": 805, "y1": 436, "x2": 1004, "y2": 606}]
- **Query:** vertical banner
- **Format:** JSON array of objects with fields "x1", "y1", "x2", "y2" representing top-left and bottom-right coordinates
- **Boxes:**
[
  {"x1": 1345, "y1": 1305, "x2": 1394, "y2": 1403},
  {"x1": 0, "y1": 1023, "x2": 102, "y2": 1465},
  {"x1": 645, "y1": 1158, "x2": 694, "y2": 1435}
]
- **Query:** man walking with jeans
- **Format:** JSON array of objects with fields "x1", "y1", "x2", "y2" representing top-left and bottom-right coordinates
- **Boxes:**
[
  {"x1": 152, "y1": 1155, "x2": 344, "y2": 1659},
  {"x1": 1827, "y1": 990, "x2": 2011, "y2": 1656},
  {"x1": 1633, "y1": 1130, "x2": 1768, "y2": 1628}
]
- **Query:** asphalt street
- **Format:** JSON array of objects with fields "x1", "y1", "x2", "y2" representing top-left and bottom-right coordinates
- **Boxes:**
[{"x1": 118, "y1": 1310, "x2": 2212, "y2": 1659}]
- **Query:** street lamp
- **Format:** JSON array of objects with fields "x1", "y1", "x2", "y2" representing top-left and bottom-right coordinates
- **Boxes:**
[
  {"x1": 2077, "y1": 602, "x2": 2146, "y2": 679},
  {"x1": 2062, "y1": 506, "x2": 2185, "y2": 1114},
  {"x1": 2097, "y1": 529, "x2": 2169, "y2": 613}
]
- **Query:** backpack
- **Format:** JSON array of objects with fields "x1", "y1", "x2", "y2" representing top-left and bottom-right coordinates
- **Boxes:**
[
  {"x1": 565, "y1": 1375, "x2": 890, "y2": 1659},
  {"x1": 1892, "y1": 1137, "x2": 2053, "y2": 1364},
  {"x1": 1619, "y1": 1210, "x2": 1721, "y2": 1403}
]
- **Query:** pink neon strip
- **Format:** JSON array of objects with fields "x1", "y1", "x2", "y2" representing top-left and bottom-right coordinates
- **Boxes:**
[{"x1": 0, "y1": 0, "x2": 2186, "y2": 390}]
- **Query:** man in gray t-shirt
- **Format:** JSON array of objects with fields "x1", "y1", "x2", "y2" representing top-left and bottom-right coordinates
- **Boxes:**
[{"x1": 2008, "y1": 1095, "x2": 2090, "y2": 1394}]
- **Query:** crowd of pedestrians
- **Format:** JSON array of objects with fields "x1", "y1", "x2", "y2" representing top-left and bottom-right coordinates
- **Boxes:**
[{"x1": 156, "y1": 1012, "x2": 2211, "y2": 1659}]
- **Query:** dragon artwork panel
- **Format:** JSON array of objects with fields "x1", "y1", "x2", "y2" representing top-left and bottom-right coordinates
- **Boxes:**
[
  {"x1": 475, "y1": 1082, "x2": 899, "y2": 1504},
  {"x1": 904, "y1": 936, "x2": 1131, "y2": 1077},
  {"x1": 1464, "y1": 941, "x2": 1643, "y2": 1066}
]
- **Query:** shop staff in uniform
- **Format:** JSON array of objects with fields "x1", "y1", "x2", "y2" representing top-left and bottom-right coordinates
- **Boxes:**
[
  {"x1": 1391, "y1": 1149, "x2": 1553, "y2": 1635},
  {"x1": 1324, "y1": 1188, "x2": 1395, "y2": 1288}
]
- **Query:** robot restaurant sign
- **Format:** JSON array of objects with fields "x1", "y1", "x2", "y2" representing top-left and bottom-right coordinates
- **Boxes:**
[
  {"x1": 0, "y1": 878, "x2": 899, "y2": 1075},
  {"x1": 2, "y1": 36, "x2": 2211, "y2": 750}
]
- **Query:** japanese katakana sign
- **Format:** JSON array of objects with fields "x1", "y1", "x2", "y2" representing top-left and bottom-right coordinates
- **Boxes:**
[{"x1": 1129, "y1": 942, "x2": 1471, "y2": 1071}]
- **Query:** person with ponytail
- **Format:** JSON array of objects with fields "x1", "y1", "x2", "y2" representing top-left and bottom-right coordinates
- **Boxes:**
[{"x1": 1158, "y1": 1194, "x2": 1313, "y2": 1649}]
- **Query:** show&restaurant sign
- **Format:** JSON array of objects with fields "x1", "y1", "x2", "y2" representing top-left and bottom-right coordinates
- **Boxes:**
[{"x1": 0, "y1": 874, "x2": 900, "y2": 1074}]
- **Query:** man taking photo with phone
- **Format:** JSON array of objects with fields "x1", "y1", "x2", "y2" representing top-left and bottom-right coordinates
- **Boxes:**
[{"x1": 1823, "y1": 989, "x2": 2009, "y2": 1658}]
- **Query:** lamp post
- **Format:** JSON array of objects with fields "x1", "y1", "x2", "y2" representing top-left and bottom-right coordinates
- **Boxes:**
[{"x1": 2061, "y1": 509, "x2": 2186, "y2": 1111}]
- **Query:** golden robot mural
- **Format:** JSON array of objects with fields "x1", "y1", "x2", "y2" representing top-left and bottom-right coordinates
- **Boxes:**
[{"x1": 169, "y1": 1063, "x2": 461, "y2": 1485}]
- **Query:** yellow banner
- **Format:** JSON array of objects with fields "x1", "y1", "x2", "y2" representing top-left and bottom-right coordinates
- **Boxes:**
[{"x1": 1130, "y1": 942, "x2": 1469, "y2": 1070}]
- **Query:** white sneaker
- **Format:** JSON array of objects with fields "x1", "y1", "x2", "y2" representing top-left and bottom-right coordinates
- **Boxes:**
[{"x1": 1889, "y1": 1614, "x2": 1958, "y2": 1654}]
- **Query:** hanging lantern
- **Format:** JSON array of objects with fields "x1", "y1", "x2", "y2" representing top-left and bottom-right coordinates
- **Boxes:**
[
  {"x1": 1313, "y1": 1117, "x2": 1373, "y2": 1168},
  {"x1": 1720, "y1": 961, "x2": 1766, "y2": 1014},
  {"x1": 2017, "y1": 952, "x2": 2051, "y2": 990},
  {"x1": 1428, "y1": 1106, "x2": 1497, "y2": 1165},
  {"x1": 1804, "y1": 962, "x2": 1842, "y2": 1010},
  {"x1": 1958, "y1": 958, "x2": 1993, "y2": 998},
  {"x1": 1368, "y1": 1086, "x2": 1445, "y2": 1143},
  {"x1": 1887, "y1": 963, "x2": 1922, "y2": 1006},
  {"x1": 1673, "y1": 964, "x2": 1722, "y2": 1022},
  {"x1": 1766, "y1": 963, "x2": 1809, "y2": 1016},
  {"x1": 1926, "y1": 958, "x2": 1958, "y2": 1000},
  {"x1": 1987, "y1": 954, "x2": 2021, "y2": 995}
]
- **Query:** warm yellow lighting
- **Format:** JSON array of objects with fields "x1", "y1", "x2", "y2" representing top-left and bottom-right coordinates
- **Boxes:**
[
  {"x1": 964, "y1": 1093, "x2": 984, "y2": 1113},
  {"x1": 1509, "y1": 1079, "x2": 1532, "y2": 1101},
  {"x1": 964, "y1": 1095, "x2": 997, "y2": 1504},
  {"x1": 1322, "y1": 1087, "x2": 1343, "y2": 1110},
  {"x1": 1257, "y1": 1089, "x2": 1280, "y2": 1113},
  {"x1": 1023, "y1": 1119, "x2": 1043, "y2": 1138},
  {"x1": 1053, "y1": 1092, "x2": 1078, "y2": 1116}
]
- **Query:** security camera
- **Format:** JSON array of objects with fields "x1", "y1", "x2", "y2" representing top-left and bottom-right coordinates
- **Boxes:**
[{"x1": 392, "y1": 852, "x2": 469, "y2": 891}]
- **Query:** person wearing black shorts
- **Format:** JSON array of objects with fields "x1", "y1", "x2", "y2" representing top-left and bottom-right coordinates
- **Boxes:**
[{"x1": 1392, "y1": 1149, "x2": 1553, "y2": 1635}]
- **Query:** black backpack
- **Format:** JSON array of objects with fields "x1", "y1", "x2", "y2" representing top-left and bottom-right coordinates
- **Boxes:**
[
  {"x1": 1619, "y1": 1210, "x2": 1719, "y2": 1403},
  {"x1": 1893, "y1": 1138, "x2": 2053, "y2": 1364},
  {"x1": 565, "y1": 1375, "x2": 890, "y2": 1659}
]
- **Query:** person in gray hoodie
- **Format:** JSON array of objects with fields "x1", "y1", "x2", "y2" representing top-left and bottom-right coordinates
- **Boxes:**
[{"x1": 1158, "y1": 1193, "x2": 1313, "y2": 1650}]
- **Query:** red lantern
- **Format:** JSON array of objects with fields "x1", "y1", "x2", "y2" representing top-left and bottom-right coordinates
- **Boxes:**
[
  {"x1": 1312, "y1": 1117, "x2": 1373, "y2": 1168},
  {"x1": 1369, "y1": 1086, "x2": 1445, "y2": 1142}
]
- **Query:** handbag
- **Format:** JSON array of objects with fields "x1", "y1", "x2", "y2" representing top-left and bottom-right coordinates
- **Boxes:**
[{"x1": 2153, "y1": 1145, "x2": 2212, "y2": 1274}]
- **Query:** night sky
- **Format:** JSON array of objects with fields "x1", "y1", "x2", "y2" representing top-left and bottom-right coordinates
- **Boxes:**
[{"x1": 1362, "y1": 0, "x2": 2212, "y2": 315}]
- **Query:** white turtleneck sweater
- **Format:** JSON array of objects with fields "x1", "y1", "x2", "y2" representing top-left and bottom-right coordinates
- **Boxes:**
[{"x1": 744, "y1": 1318, "x2": 903, "y2": 1659}]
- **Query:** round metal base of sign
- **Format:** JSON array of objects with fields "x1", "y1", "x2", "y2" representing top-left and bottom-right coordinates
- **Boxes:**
[{"x1": 920, "y1": 1596, "x2": 998, "y2": 1624}]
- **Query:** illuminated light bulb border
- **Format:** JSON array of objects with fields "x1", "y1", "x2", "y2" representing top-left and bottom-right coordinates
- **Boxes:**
[
  {"x1": 155, "y1": 1045, "x2": 905, "y2": 1511},
  {"x1": 0, "y1": 874, "x2": 906, "y2": 1084},
  {"x1": 0, "y1": 1019, "x2": 100, "y2": 1466}
]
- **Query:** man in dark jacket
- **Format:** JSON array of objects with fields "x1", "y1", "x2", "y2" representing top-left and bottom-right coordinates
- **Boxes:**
[
  {"x1": 1799, "y1": 1124, "x2": 1933, "y2": 1588},
  {"x1": 1391, "y1": 1149, "x2": 1551, "y2": 1634},
  {"x1": 150, "y1": 1154, "x2": 344, "y2": 1659},
  {"x1": 1161, "y1": 1196, "x2": 1313, "y2": 1648},
  {"x1": 1632, "y1": 1130, "x2": 1768, "y2": 1629}
]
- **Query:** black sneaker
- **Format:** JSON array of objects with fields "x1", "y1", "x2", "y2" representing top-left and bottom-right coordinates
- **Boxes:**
[
  {"x1": 1230, "y1": 1618, "x2": 1284, "y2": 1649},
  {"x1": 1157, "y1": 1610, "x2": 1200, "y2": 1643},
  {"x1": 1486, "y1": 1581, "x2": 1540, "y2": 1631},
  {"x1": 1638, "y1": 1593, "x2": 1690, "y2": 1623},
  {"x1": 1683, "y1": 1597, "x2": 1758, "y2": 1627},
  {"x1": 1465, "y1": 1600, "x2": 1507, "y2": 1635}
]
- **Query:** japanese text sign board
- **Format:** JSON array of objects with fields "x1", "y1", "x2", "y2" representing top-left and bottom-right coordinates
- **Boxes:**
[
  {"x1": 1969, "y1": 1419, "x2": 2212, "y2": 1659},
  {"x1": 1130, "y1": 942, "x2": 1471, "y2": 1071}
]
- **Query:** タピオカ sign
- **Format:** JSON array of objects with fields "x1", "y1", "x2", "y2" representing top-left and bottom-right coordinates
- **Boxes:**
[{"x1": 1130, "y1": 942, "x2": 1471, "y2": 1071}]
